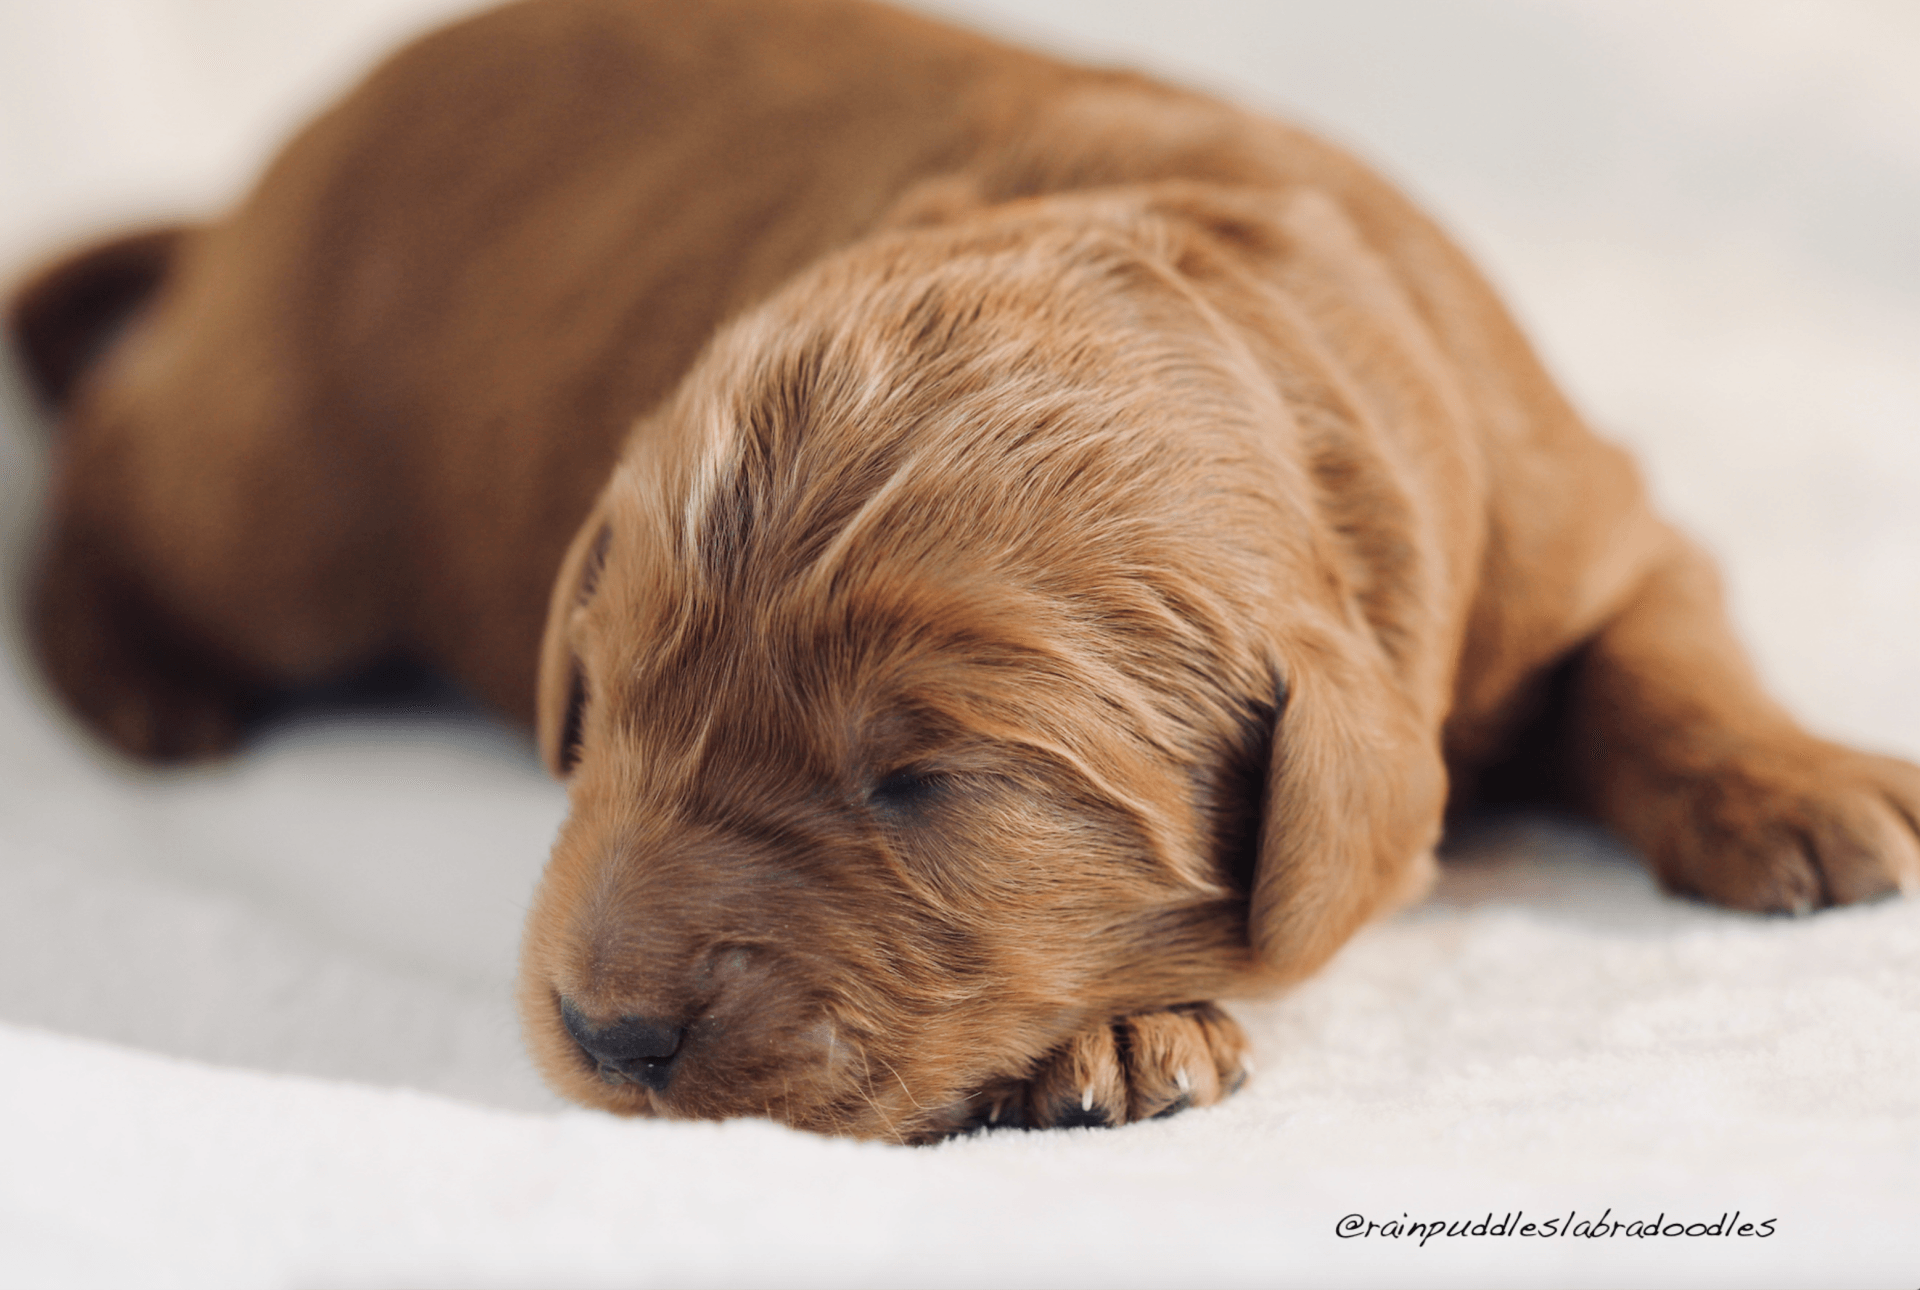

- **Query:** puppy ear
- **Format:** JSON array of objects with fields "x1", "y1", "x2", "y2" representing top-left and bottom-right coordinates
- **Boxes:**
[
  {"x1": 537, "y1": 503, "x2": 613, "y2": 778},
  {"x1": 7, "y1": 224, "x2": 194, "y2": 412},
  {"x1": 1247, "y1": 628, "x2": 1447, "y2": 985}
]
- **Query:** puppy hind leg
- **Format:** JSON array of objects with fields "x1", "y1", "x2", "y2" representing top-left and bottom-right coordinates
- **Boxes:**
[
  {"x1": 1566, "y1": 538, "x2": 1920, "y2": 911},
  {"x1": 29, "y1": 526, "x2": 270, "y2": 760},
  {"x1": 29, "y1": 398, "x2": 401, "y2": 762}
]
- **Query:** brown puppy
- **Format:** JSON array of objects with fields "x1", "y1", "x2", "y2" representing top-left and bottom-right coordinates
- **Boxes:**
[{"x1": 12, "y1": 0, "x2": 1919, "y2": 1142}]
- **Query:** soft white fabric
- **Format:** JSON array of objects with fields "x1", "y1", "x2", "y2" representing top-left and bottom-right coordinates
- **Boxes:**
[{"x1": 2, "y1": 2, "x2": 1917, "y2": 1286}]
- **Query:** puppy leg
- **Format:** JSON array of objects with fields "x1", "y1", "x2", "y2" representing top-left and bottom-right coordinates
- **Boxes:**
[
  {"x1": 976, "y1": 1004, "x2": 1251, "y2": 1130},
  {"x1": 30, "y1": 527, "x2": 268, "y2": 760},
  {"x1": 13, "y1": 224, "x2": 330, "y2": 759},
  {"x1": 1569, "y1": 537, "x2": 1920, "y2": 911}
]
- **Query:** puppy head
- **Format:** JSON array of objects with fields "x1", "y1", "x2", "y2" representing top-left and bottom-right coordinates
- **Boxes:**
[{"x1": 521, "y1": 193, "x2": 1443, "y2": 1140}]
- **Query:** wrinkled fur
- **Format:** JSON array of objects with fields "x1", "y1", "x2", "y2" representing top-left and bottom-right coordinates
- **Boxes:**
[{"x1": 13, "y1": 0, "x2": 1919, "y2": 1142}]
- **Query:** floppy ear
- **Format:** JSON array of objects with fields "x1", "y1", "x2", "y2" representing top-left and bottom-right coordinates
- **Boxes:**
[
  {"x1": 6, "y1": 224, "x2": 195, "y2": 411},
  {"x1": 1247, "y1": 624, "x2": 1447, "y2": 985},
  {"x1": 536, "y1": 500, "x2": 613, "y2": 778}
]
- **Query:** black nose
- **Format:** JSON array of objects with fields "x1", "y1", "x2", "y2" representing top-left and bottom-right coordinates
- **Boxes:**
[{"x1": 560, "y1": 997, "x2": 687, "y2": 1091}]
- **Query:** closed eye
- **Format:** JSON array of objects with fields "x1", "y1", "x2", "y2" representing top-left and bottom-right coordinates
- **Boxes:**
[{"x1": 867, "y1": 767, "x2": 949, "y2": 814}]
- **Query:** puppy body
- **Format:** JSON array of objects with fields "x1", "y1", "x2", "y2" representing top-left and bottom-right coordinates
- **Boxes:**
[{"x1": 15, "y1": 0, "x2": 1918, "y2": 1140}]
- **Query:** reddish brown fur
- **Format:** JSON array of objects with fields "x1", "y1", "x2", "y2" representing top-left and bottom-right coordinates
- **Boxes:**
[{"x1": 12, "y1": 0, "x2": 1919, "y2": 1141}]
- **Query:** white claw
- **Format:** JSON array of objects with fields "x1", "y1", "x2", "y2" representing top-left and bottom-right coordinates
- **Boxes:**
[
  {"x1": 1175, "y1": 1067, "x2": 1192, "y2": 1094},
  {"x1": 1081, "y1": 1085, "x2": 1095, "y2": 1113},
  {"x1": 987, "y1": 1100, "x2": 1002, "y2": 1125},
  {"x1": 1240, "y1": 1055, "x2": 1255, "y2": 1078}
]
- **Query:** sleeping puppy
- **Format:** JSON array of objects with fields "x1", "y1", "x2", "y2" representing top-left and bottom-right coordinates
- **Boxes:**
[{"x1": 12, "y1": 0, "x2": 1919, "y2": 1142}]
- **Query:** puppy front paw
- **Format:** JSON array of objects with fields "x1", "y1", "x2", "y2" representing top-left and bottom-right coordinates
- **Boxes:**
[
  {"x1": 1645, "y1": 743, "x2": 1920, "y2": 913},
  {"x1": 974, "y1": 1003, "x2": 1251, "y2": 1131}
]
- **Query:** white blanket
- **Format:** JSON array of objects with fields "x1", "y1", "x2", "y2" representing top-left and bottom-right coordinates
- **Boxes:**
[{"x1": 4, "y1": 2, "x2": 1917, "y2": 1286}]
